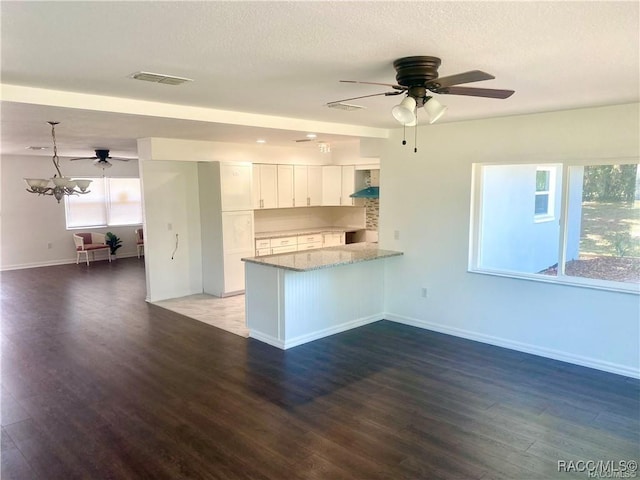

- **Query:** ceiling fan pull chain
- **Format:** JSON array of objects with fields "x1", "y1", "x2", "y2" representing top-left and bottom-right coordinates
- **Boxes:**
[
  {"x1": 402, "y1": 123, "x2": 407, "y2": 146},
  {"x1": 414, "y1": 109, "x2": 418, "y2": 153}
]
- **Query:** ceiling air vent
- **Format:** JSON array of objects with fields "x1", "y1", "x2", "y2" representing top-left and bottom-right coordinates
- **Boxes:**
[
  {"x1": 326, "y1": 102, "x2": 365, "y2": 111},
  {"x1": 130, "y1": 71, "x2": 193, "y2": 85}
]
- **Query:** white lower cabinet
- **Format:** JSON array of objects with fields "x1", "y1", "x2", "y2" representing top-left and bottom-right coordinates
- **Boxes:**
[
  {"x1": 271, "y1": 244, "x2": 298, "y2": 254},
  {"x1": 298, "y1": 242, "x2": 323, "y2": 250},
  {"x1": 255, "y1": 230, "x2": 346, "y2": 256},
  {"x1": 323, "y1": 232, "x2": 345, "y2": 247}
]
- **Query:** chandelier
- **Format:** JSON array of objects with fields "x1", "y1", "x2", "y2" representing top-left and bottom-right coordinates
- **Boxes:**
[{"x1": 24, "y1": 122, "x2": 92, "y2": 203}]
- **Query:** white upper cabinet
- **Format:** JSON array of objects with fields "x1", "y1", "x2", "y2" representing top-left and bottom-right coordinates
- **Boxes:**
[
  {"x1": 252, "y1": 164, "x2": 277, "y2": 209},
  {"x1": 340, "y1": 165, "x2": 355, "y2": 206},
  {"x1": 307, "y1": 166, "x2": 322, "y2": 206},
  {"x1": 220, "y1": 162, "x2": 253, "y2": 212},
  {"x1": 322, "y1": 166, "x2": 342, "y2": 206},
  {"x1": 294, "y1": 165, "x2": 308, "y2": 207},
  {"x1": 295, "y1": 165, "x2": 322, "y2": 207},
  {"x1": 322, "y1": 165, "x2": 356, "y2": 206},
  {"x1": 277, "y1": 165, "x2": 294, "y2": 208}
]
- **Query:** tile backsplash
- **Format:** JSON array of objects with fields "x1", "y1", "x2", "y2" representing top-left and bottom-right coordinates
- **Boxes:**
[
  {"x1": 254, "y1": 206, "x2": 365, "y2": 233},
  {"x1": 365, "y1": 198, "x2": 379, "y2": 230}
]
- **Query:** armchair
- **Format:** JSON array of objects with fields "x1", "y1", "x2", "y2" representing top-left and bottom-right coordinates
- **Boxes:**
[
  {"x1": 73, "y1": 233, "x2": 111, "y2": 265},
  {"x1": 135, "y1": 228, "x2": 144, "y2": 258}
]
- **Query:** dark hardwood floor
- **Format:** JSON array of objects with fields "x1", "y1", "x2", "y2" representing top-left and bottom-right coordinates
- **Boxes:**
[{"x1": 1, "y1": 258, "x2": 638, "y2": 479}]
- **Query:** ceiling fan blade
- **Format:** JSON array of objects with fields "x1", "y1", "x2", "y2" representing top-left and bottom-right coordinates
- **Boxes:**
[
  {"x1": 327, "y1": 91, "x2": 403, "y2": 105},
  {"x1": 428, "y1": 70, "x2": 495, "y2": 88},
  {"x1": 437, "y1": 86, "x2": 515, "y2": 99},
  {"x1": 340, "y1": 80, "x2": 406, "y2": 91},
  {"x1": 69, "y1": 156, "x2": 97, "y2": 161},
  {"x1": 110, "y1": 157, "x2": 131, "y2": 162}
]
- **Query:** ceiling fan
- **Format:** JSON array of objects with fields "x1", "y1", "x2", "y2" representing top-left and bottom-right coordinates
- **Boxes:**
[
  {"x1": 328, "y1": 56, "x2": 515, "y2": 127},
  {"x1": 70, "y1": 149, "x2": 131, "y2": 169}
]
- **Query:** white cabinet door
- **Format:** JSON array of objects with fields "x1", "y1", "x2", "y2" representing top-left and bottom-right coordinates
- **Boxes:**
[
  {"x1": 322, "y1": 166, "x2": 341, "y2": 206},
  {"x1": 220, "y1": 163, "x2": 253, "y2": 211},
  {"x1": 277, "y1": 165, "x2": 294, "y2": 208},
  {"x1": 223, "y1": 251, "x2": 250, "y2": 293},
  {"x1": 260, "y1": 164, "x2": 278, "y2": 209},
  {"x1": 221, "y1": 211, "x2": 254, "y2": 253},
  {"x1": 341, "y1": 165, "x2": 355, "y2": 206},
  {"x1": 294, "y1": 165, "x2": 308, "y2": 207},
  {"x1": 307, "y1": 166, "x2": 322, "y2": 206},
  {"x1": 252, "y1": 164, "x2": 261, "y2": 209},
  {"x1": 252, "y1": 164, "x2": 278, "y2": 209},
  {"x1": 323, "y1": 232, "x2": 345, "y2": 247}
]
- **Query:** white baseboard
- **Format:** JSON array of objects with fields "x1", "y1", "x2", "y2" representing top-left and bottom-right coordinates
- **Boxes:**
[
  {"x1": 283, "y1": 314, "x2": 384, "y2": 349},
  {"x1": 249, "y1": 331, "x2": 285, "y2": 349},
  {"x1": 249, "y1": 313, "x2": 384, "y2": 351},
  {"x1": 386, "y1": 313, "x2": 639, "y2": 379},
  {"x1": 1, "y1": 252, "x2": 140, "y2": 271}
]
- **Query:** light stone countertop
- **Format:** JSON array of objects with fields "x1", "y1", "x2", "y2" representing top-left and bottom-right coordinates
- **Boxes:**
[
  {"x1": 242, "y1": 242, "x2": 403, "y2": 272},
  {"x1": 254, "y1": 226, "x2": 364, "y2": 240}
]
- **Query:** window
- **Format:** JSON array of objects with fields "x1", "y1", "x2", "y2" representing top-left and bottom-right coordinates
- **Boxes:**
[
  {"x1": 534, "y1": 167, "x2": 555, "y2": 220},
  {"x1": 65, "y1": 177, "x2": 142, "y2": 229},
  {"x1": 470, "y1": 161, "x2": 639, "y2": 292}
]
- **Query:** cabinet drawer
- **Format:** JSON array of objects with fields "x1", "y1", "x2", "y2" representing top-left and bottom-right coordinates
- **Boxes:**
[
  {"x1": 271, "y1": 236, "x2": 298, "y2": 247},
  {"x1": 255, "y1": 248, "x2": 271, "y2": 256},
  {"x1": 323, "y1": 232, "x2": 345, "y2": 247},
  {"x1": 297, "y1": 233, "x2": 322, "y2": 244},
  {"x1": 297, "y1": 241, "x2": 322, "y2": 251},
  {"x1": 271, "y1": 244, "x2": 298, "y2": 254},
  {"x1": 255, "y1": 238, "x2": 271, "y2": 249}
]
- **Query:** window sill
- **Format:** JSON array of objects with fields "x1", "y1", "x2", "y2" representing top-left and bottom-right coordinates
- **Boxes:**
[
  {"x1": 468, "y1": 268, "x2": 640, "y2": 295},
  {"x1": 533, "y1": 215, "x2": 555, "y2": 223}
]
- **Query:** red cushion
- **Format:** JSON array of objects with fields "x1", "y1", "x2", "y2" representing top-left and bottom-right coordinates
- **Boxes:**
[
  {"x1": 80, "y1": 244, "x2": 109, "y2": 251},
  {"x1": 77, "y1": 233, "x2": 92, "y2": 244}
]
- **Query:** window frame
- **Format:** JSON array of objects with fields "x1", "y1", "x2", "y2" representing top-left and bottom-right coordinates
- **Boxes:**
[
  {"x1": 534, "y1": 166, "x2": 556, "y2": 222},
  {"x1": 469, "y1": 158, "x2": 639, "y2": 295},
  {"x1": 64, "y1": 176, "x2": 143, "y2": 230}
]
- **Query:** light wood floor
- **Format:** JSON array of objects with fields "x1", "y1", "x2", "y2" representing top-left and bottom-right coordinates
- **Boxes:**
[{"x1": 1, "y1": 257, "x2": 638, "y2": 479}]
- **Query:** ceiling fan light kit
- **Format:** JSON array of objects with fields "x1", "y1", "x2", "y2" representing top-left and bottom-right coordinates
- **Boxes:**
[
  {"x1": 24, "y1": 122, "x2": 93, "y2": 203},
  {"x1": 331, "y1": 55, "x2": 514, "y2": 152},
  {"x1": 424, "y1": 97, "x2": 447, "y2": 124},
  {"x1": 391, "y1": 96, "x2": 417, "y2": 124}
]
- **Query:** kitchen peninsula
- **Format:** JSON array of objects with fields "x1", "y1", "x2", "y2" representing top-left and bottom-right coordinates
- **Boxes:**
[{"x1": 242, "y1": 243, "x2": 402, "y2": 349}]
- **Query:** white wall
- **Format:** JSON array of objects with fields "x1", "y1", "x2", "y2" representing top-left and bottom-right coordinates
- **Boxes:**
[
  {"x1": 380, "y1": 103, "x2": 640, "y2": 377},
  {"x1": 139, "y1": 159, "x2": 203, "y2": 302},
  {"x1": 1, "y1": 154, "x2": 141, "y2": 269}
]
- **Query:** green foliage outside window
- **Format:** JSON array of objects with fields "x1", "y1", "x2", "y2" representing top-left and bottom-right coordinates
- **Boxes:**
[{"x1": 582, "y1": 164, "x2": 637, "y2": 202}]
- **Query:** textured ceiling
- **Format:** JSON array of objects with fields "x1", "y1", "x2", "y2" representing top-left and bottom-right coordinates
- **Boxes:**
[{"x1": 1, "y1": 1, "x2": 638, "y2": 158}]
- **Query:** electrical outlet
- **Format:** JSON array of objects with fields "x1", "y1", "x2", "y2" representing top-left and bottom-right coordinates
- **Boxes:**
[
  {"x1": 47, "y1": 242, "x2": 53, "y2": 249},
  {"x1": 421, "y1": 287, "x2": 428, "y2": 298},
  {"x1": 167, "y1": 223, "x2": 173, "y2": 231},
  {"x1": 394, "y1": 230, "x2": 400, "y2": 240}
]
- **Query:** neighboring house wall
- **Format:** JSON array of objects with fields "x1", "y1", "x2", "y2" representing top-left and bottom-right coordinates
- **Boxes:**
[
  {"x1": 480, "y1": 164, "x2": 561, "y2": 273},
  {"x1": 0, "y1": 154, "x2": 141, "y2": 269},
  {"x1": 380, "y1": 103, "x2": 640, "y2": 377}
]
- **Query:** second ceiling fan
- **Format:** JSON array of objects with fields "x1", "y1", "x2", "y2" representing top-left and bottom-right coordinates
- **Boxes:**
[{"x1": 70, "y1": 149, "x2": 131, "y2": 169}]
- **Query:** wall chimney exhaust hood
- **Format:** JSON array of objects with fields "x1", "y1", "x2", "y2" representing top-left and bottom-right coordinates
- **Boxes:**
[{"x1": 350, "y1": 186, "x2": 379, "y2": 199}]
